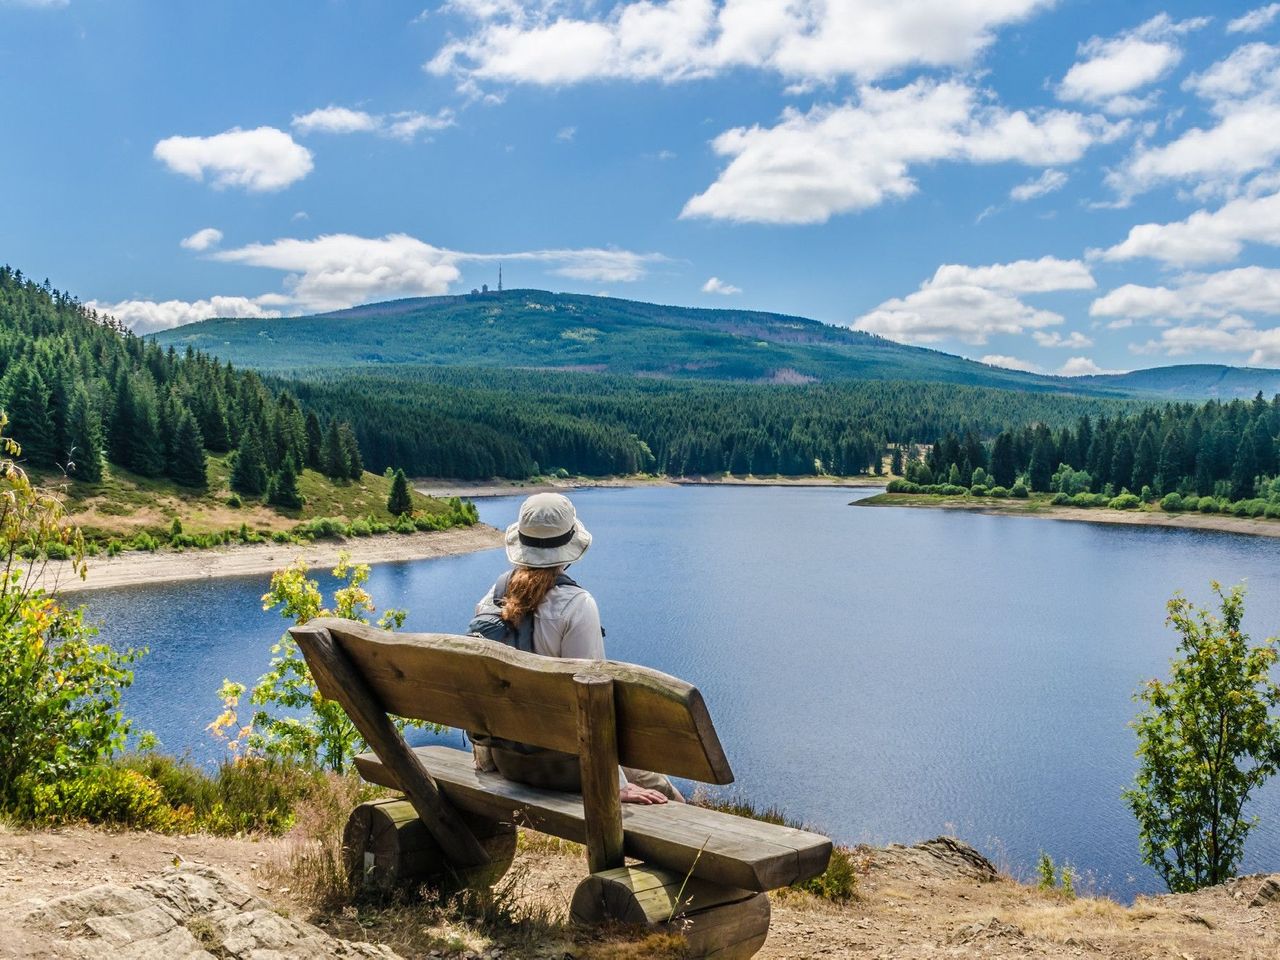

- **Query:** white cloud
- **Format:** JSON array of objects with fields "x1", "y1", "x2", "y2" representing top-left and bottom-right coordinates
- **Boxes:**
[
  {"x1": 1010, "y1": 169, "x2": 1068, "y2": 202},
  {"x1": 1134, "y1": 318, "x2": 1280, "y2": 365},
  {"x1": 291, "y1": 105, "x2": 455, "y2": 141},
  {"x1": 926, "y1": 256, "x2": 1095, "y2": 294},
  {"x1": 556, "y1": 125, "x2": 577, "y2": 141},
  {"x1": 681, "y1": 80, "x2": 1121, "y2": 223},
  {"x1": 981, "y1": 354, "x2": 1044, "y2": 373},
  {"x1": 179, "y1": 227, "x2": 223, "y2": 252},
  {"x1": 1098, "y1": 190, "x2": 1280, "y2": 265},
  {"x1": 1110, "y1": 42, "x2": 1280, "y2": 198},
  {"x1": 1056, "y1": 14, "x2": 1206, "y2": 115},
  {"x1": 1090, "y1": 266, "x2": 1280, "y2": 323},
  {"x1": 480, "y1": 248, "x2": 664, "y2": 283},
  {"x1": 702, "y1": 276, "x2": 741, "y2": 295},
  {"x1": 428, "y1": 0, "x2": 1051, "y2": 87},
  {"x1": 153, "y1": 127, "x2": 313, "y2": 192},
  {"x1": 1034, "y1": 330, "x2": 1094, "y2": 349},
  {"x1": 1058, "y1": 356, "x2": 1124, "y2": 376},
  {"x1": 1227, "y1": 4, "x2": 1280, "y2": 34},
  {"x1": 86, "y1": 295, "x2": 284, "y2": 336}
]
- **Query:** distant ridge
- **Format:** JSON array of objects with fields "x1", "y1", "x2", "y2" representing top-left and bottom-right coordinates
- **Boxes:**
[{"x1": 153, "y1": 289, "x2": 1278, "y2": 399}]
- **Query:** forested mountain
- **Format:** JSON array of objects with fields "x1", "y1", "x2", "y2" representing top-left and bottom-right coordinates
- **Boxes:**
[
  {"x1": 279, "y1": 366, "x2": 1134, "y2": 478},
  {"x1": 0, "y1": 267, "x2": 365, "y2": 501},
  {"x1": 152, "y1": 289, "x2": 1107, "y2": 392},
  {"x1": 923, "y1": 393, "x2": 1280, "y2": 501},
  {"x1": 1076, "y1": 365, "x2": 1280, "y2": 399}
]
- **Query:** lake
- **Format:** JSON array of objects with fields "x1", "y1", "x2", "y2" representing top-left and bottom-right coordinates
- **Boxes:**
[{"x1": 82, "y1": 485, "x2": 1280, "y2": 898}]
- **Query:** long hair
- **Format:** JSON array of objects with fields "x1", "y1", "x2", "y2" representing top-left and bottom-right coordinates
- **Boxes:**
[{"x1": 501, "y1": 566, "x2": 562, "y2": 627}]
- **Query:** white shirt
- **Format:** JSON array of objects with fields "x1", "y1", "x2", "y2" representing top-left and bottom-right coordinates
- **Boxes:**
[{"x1": 474, "y1": 582, "x2": 605, "y2": 660}]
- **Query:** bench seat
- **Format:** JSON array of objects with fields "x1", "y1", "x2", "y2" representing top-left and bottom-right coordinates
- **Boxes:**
[{"x1": 355, "y1": 745, "x2": 832, "y2": 893}]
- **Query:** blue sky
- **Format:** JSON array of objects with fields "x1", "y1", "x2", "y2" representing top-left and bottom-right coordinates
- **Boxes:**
[{"x1": 4, "y1": 0, "x2": 1280, "y2": 375}]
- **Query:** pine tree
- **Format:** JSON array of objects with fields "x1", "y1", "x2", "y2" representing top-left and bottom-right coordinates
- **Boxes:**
[
  {"x1": 66, "y1": 385, "x2": 104, "y2": 483},
  {"x1": 1110, "y1": 432, "x2": 1135, "y2": 493},
  {"x1": 2, "y1": 362, "x2": 56, "y2": 466},
  {"x1": 1155, "y1": 427, "x2": 1184, "y2": 496},
  {"x1": 338, "y1": 422, "x2": 363, "y2": 479},
  {"x1": 889, "y1": 446, "x2": 904, "y2": 477},
  {"x1": 1028, "y1": 431, "x2": 1053, "y2": 492},
  {"x1": 169, "y1": 407, "x2": 208, "y2": 488},
  {"x1": 231, "y1": 431, "x2": 268, "y2": 496},
  {"x1": 1131, "y1": 424, "x2": 1159, "y2": 494},
  {"x1": 267, "y1": 459, "x2": 303, "y2": 509},
  {"x1": 990, "y1": 432, "x2": 1016, "y2": 488},
  {"x1": 1229, "y1": 426, "x2": 1260, "y2": 500},
  {"x1": 128, "y1": 386, "x2": 165, "y2": 477},
  {"x1": 304, "y1": 411, "x2": 323, "y2": 469},
  {"x1": 387, "y1": 468, "x2": 413, "y2": 516}
]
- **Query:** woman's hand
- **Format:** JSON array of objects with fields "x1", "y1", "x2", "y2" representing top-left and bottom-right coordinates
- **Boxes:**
[{"x1": 620, "y1": 782, "x2": 668, "y2": 804}]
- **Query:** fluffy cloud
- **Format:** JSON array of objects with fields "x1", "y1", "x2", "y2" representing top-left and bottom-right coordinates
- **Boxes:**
[
  {"x1": 291, "y1": 105, "x2": 455, "y2": 141},
  {"x1": 1058, "y1": 356, "x2": 1123, "y2": 376},
  {"x1": 179, "y1": 227, "x2": 223, "y2": 252},
  {"x1": 981, "y1": 354, "x2": 1044, "y2": 373},
  {"x1": 1010, "y1": 169, "x2": 1068, "y2": 202},
  {"x1": 1056, "y1": 14, "x2": 1206, "y2": 115},
  {"x1": 481, "y1": 247, "x2": 665, "y2": 283},
  {"x1": 1090, "y1": 266, "x2": 1280, "y2": 323},
  {"x1": 86, "y1": 295, "x2": 285, "y2": 336},
  {"x1": 702, "y1": 276, "x2": 741, "y2": 295},
  {"x1": 1098, "y1": 190, "x2": 1280, "y2": 265},
  {"x1": 1034, "y1": 330, "x2": 1094, "y2": 348},
  {"x1": 681, "y1": 80, "x2": 1120, "y2": 223},
  {"x1": 428, "y1": 0, "x2": 1051, "y2": 87},
  {"x1": 153, "y1": 127, "x2": 313, "y2": 192},
  {"x1": 1227, "y1": 4, "x2": 1280, "y2": 34},
  {"x1": 925, "y1": 256, "x2": 1095, "y2": 294},
  {"x1": 1110, "y1": 42, "x2": 1280, "y2": 198},
  {"x1": 1134, "y1": 318, "x2": 1280, "y2": 366}
]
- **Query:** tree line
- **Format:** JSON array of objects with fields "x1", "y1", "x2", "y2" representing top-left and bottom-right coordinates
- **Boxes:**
[
  {"x1": 921, "y1": 394, "x2": 1280, "y2": 500},
  {"x1": 0, "y1": 267, "x2": 366, "y2": 500}
]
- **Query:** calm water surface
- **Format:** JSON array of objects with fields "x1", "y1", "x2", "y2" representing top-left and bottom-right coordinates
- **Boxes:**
[{"x1": 83, "y1": 486, "x2": 1280, "y2": 898}]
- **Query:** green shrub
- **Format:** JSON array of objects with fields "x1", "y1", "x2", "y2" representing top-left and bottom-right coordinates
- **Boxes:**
[
  {"x1": 1070, "y1": 492, "x2": 1108, "y2": 508},
  {"x1": 226, "y1": 493, "x2": 242, "y2": 508},
  {"x1": 989, "y1": 486, "x2": 1009, "y2": 498},
  {"x1": 16, "y1": 765, "x2": 177, "y2": 831},
  {"x1": 106, "y1": 538, "x2": 122, "y2": 557},
  {"x1": 1199, "y1": 497, "x2": 1219, "y2": 514},
  {"x1": 969, "y1": 484, "x2": 989, "y2": 497},
  {"x1": 350, "y1": 519, "x2": 373, "y2": 537},
  {"x1": 393, "y1": 517, "x2": 417, "y2": 535},
  {"x1": 1161, "y1": 493, "x2": 1184, "y2": 512},
  {"x1": 1109, "y1": 493, "x2": 1141, "y2": 510},
  {"x1": 1267, "y1": 504, "x2": 1280, "y2": 519},
  {"x1": 1051, "y1": 492, "x2": 1070, "y2": 505},
  {"x1": 1011, "y1": 482, "x2": 1029, "y2": 499},
  {"x1": 295, "y1": 517, "x2": 351, "y2": 539},
  {"x1": 170, "y1": 518, "x2": 183, "y2": 538},
  {"x1": 271, "y1": 530, "x2": 293, "y2": 544},
  {"x1": 130, "y1": 531, "x2": 159, "y2": 552}
]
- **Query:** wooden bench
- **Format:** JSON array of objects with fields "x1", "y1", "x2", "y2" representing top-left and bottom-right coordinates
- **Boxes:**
[{"x1": 291, "y1": 618, "x2": 832, "y2": 959}]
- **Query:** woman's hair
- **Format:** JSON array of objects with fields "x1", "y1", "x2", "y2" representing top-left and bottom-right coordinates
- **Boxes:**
[{"x1": 501, "y1": 565, "x2": 562, "y2": 627}]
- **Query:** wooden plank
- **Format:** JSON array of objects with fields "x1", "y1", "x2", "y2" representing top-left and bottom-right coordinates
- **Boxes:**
[
  {"x1": 304, "y1": 618, "x2": 733, "y2": 785},
  {"x1": 354, "y1": 745, "x2": 832, "y2": 892},
  {"x1": 574, "y1": 673, "x2": 625, "y2": 872},
  {"x1": 290, "y1": 625, "x2": 490, "y2": 869}
]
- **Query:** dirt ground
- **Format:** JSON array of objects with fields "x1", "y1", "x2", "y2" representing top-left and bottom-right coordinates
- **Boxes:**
[{"x1": 3, "y1": 825, "x2": 1276, "y2": 959}]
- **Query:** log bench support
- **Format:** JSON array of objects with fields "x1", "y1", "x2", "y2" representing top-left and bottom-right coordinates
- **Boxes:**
[{"x1": 571, "y1": 865, "x2": 771, "y2": 960}]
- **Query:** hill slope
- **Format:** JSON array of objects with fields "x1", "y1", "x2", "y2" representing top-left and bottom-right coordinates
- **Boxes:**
[
  {"x1": 1078, "y1": 363, "x2": 1280, "y2": 399},
  {"x1": 153, "y1": 289, "x2": 1103, "y2": 393}
]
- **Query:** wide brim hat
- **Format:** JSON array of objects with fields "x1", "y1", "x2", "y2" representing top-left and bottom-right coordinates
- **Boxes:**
[{"x1": 505, "y1": 492, "x2": 592, "y2": 568}]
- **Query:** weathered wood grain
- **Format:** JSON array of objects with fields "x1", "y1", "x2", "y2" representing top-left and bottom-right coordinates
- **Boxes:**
[
  {"x1": 574, "y1": 673, "x2": 625, "y2": 873},
  {"x1": 303, "y1": 618, "x2": 733, "y2": 785},
  {"x1": 354, "y1": 745, "x2": 832, "y2": 892},
  {"x1": 290, "y1": 625, "x2": 490, "y2": 869},
  {"x1": 571, "y1": 865, "x2": 771, "y2": 959}
]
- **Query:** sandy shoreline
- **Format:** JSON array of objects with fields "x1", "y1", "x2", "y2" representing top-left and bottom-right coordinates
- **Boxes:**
[
  {"x1": 39, "y1": 524, "x2": 506, "y2": 595},
  {"x1": 413, "y1": 474, "x2": 885, "y2": 498},
  {"x1": 857, "y1": 495, "x2": 1280, "y2": 539}
]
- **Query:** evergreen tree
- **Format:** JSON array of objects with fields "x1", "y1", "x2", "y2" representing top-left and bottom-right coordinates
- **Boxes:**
[
  {"x1": 338, "y1": 422, "x2": 363, "y2": 479},
  {"x1": 231, "y1": 431, "x2": 268, "y2": 496},
  {"x1": 1195, "y1": 430, "x2": 1216, "y2": 496},
  {"x1": 2, "y1": 361, "x2": 56, "y2": 466},
  {"x1": 127, "y1": 385, "x2": 165, "y2": 477},
  {"x1": 1131, "y1": 424, "x2": 1159, "y2": 494},
  {"x1": 267, "y1": 459, "x2": 303, "y2": 509},
  {"x1": 1028, "y1": 431, "x2": 1054, "y2": 492},
  {"x1": 387, "y1": 468, "x2": 413, "y2": 516},
  {"x1": 1110, "y1": 432, "x2": 1135, "y2": 492},
  {"x1": 990, "y1": 432, "x2": 1017, "y2": 488},
  {"x1": 169, "y1": 408, "x2": 208, "y2": 488},
  {"x1": 321, "y1": 419, "x2": 347, "y2": 479},
  {"x1": 1229, "y1": 426, "x2": 1260, "y2": 500},
  {"x1": 304, "y1": 411, "x2": 323, "y2": 469},
  {"x1": 1154, "y1": 427, "x2": 1184, "y2": 496},
  {"x1": 66, "y1": 385, "x2": 104, "y2": 483}
]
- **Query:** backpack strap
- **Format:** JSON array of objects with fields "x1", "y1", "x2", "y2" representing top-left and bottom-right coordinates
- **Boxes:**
[{"x1": 492, "y1": 569, "x2": 515, "y2": 603}]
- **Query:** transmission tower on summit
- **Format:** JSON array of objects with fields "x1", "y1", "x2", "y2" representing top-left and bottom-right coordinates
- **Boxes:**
[{"x1": 498, "y1": 263, "x2": 503, "y2": 292}]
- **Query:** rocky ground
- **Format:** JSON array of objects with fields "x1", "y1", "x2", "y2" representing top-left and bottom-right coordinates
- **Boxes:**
[{"x1": 1, "y1": 825, "x2": 1277, "y2": 959}]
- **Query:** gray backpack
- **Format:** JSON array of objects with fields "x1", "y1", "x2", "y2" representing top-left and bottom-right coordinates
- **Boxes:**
[{"x1": 467, "y1": 569, "x2": 581, "y2": 653}]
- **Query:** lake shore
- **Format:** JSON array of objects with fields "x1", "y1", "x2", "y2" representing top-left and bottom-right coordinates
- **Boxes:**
[
  {"x1": 37, "y1": 524, "x2": 506, "y2": 595},
  {"x1": 856, "y1": 493, "x2": 1280, "y2": 539},
  {"x1": 414, "y1": 473, "x2": 885, "y2": 498}
]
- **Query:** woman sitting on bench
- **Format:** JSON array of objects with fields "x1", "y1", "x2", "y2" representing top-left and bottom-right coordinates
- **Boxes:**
[{"x1": 471, "y1": 493, "x2": 683, "y2": 805}]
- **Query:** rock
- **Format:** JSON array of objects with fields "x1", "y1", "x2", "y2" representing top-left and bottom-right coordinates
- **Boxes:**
[
  {"x1": 23, "y1": 866, "x2": 404, "y2": 959},
  {"x1": 869, "y1": 837, "x2": 999, "y2": 883},
  {"x1": 1251, "y1": 876, "x2": 1280, "y2": 907},
  {"x1": 948, "y1": 917, "x2": 1025, "y2": 945}
]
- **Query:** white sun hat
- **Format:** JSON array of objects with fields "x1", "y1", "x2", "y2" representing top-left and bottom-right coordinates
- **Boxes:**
[{"x1": 505, "y1": 493, "x2": 593, "y2": 569}]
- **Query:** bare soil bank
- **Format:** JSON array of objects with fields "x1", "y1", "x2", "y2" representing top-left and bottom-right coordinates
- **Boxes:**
[
  {"x1": 414, "y1": 475, "x2": 885, "y2": 498},
  {"x1": 4, "y1": 825, "x2": 1276, "y2": 959},
  {"x1": 858, "y1": 494, "x2": 1280, "y2": 540},
  {"x1": 35, "y1": 525, "x2": 506, "y2": 595}
]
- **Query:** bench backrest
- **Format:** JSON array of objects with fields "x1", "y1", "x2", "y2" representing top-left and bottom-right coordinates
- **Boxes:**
[{"x1": 297, "y1": 617, "x2": 734, "y2": 785}]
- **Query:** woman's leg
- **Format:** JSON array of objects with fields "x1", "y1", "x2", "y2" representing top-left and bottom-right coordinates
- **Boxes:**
[{"x1": 621, "y1": 766, "x2": 685, "y2": 802}]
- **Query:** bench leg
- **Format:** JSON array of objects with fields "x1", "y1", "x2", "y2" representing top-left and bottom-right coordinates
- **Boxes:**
[
  {"x1": 343, "y1": 798, "x2": 517, "y2": 898},
  {"x1": 570, "y1": 866, "x2": 770, "y2": 960}
]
